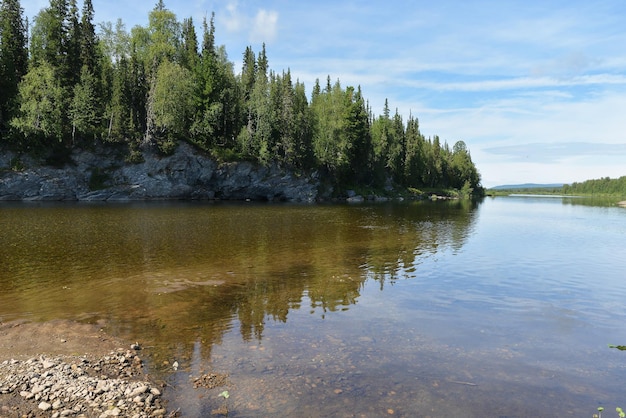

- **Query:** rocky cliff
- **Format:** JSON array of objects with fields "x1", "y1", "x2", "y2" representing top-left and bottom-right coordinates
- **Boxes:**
[{"x1": 0, "y1": 143, "x2": 319, "y2": 202}]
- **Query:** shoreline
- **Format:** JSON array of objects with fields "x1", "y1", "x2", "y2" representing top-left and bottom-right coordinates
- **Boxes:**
[{"x1": 0, "y1": 320, "x2": 174, "y2": 417}]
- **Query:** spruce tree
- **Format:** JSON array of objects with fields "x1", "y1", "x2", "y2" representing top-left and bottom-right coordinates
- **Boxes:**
[
  {"x1": 107, "y1": 55, "x2": 130, "y2": 142},
  {"x1": 79, "y1": 0, "x2": 98, "y2": 73},
  {"x1": 201, "y1": 12, "x2": 215, "y2": 57},
  {"x1": 180, "y1": 17, "x2": 198, "y2": 70},
  {"x1": 293, "y1": 80, "x2": 313, "y2": 169},
  {"x1": 240, "y1": 46, "x2": 256, "y2": 102},
  {"x1": 70, "y1": 66, "x2": 101, "y2": 143},
  {"x1": 29, "y1": 0, "x2": 75, "y2": 143},
  {"x1": 344, "y1": 85, "x2": 371, "y2": 183},
  {"x1": 0, "y1": 0, "x2": 28, "y2": 136},
  {"x1": 66, "y1": 0, "x2": 81, "y2": 86},
  {"x1": 387, "y1": 109, "x2": 405, "y2": 182},
  {"x1": 403, "y1": 115, "x2": 426, "y2": 187}
]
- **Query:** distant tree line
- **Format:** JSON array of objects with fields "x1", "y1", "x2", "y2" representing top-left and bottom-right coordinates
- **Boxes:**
[
  {"x1": 562, "y1": 176, "x2": 626, "y2": 196},
  {"x1": 0, "y1": 0, "x2": 481, "y2": 192}
]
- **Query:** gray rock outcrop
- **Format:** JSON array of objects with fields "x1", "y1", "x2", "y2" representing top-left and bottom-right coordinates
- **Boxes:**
[{"x1": 0, "y1": 143, "x2": 319, "y2": 202}]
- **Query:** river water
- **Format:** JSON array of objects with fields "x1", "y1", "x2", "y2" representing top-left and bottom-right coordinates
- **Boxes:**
[{"x1": 1, "y1": 197, "x2": 625, "y2": 417}]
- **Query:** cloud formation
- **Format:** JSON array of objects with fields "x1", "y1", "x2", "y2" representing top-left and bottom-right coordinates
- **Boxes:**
[
  {"x1": 250, "y1": 9, "x2": 278, "y2": 43},
  {"x1": 223, "y1": 1, "x2": 244, "y2": 33},
  {"x1": 220, "y1": 1, "x2": 278, "y2": 44},
  {"x1": 484, "y1": 142, "x2": 626, "y2": 164}
]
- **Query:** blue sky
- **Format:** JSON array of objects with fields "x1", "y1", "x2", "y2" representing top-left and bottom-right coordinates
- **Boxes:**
[{"x1": 21, "y1": 0, "x2": 626, "y2": 187}]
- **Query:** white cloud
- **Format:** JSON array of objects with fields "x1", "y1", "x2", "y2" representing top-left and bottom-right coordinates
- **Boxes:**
[
  {"x1": 250, "y1": 9, "x2": 278, "y2": 43},
  {"x1": 223, "y1": 0, "x2": 244, "y2": 33},
  {"x1": 398, "y1": 74, "x2": 626, "y2": 93},
  {"x1": 420, "y1": 89, "x2": 626, "y2": 187},
  {"x1": 219, "y1": 2, "x2": 278, "y2": 44}
]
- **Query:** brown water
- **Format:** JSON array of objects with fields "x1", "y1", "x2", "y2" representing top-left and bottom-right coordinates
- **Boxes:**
[{"x1": 2, "y1": 198, "x2": 626, "y2": 417}]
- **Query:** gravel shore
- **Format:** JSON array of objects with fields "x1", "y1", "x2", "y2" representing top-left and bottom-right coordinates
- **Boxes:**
[{"x1": 0, "y1": 349, "x2": 173, "y2": 418}]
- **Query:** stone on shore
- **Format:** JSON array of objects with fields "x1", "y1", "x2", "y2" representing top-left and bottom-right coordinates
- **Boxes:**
[{"x1": 0, "y1": 351, "x2": 168, "y2": 417}]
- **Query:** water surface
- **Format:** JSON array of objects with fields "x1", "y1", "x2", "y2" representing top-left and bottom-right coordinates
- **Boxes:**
[{"x1": 1, "y1": 198, "x2": 625, "y2": 417}]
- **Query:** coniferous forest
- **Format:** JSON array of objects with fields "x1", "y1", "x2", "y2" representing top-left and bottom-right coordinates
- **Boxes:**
[{"x1": 0, "y1": 0, "x2": 482, "y2": 193}]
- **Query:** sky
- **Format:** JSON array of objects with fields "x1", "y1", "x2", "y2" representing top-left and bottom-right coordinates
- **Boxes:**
[{"x1": 20, "y1": 0, "x2": 626, "y2": 187}]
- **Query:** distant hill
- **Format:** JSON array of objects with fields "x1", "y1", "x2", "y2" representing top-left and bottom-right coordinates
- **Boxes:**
[{"x1": 490, "y1": 183, "x2": 565, "y2": 190}]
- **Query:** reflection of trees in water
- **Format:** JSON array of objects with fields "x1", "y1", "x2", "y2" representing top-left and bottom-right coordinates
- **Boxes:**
[
  {"x1": 0, "y1": 201, "x2": 481, "y2": 364},
  {"x1": 364, "y1": 199, "x2": 481, "y2": 288},
  {"x1": 561, "y1": 196, "x2": 621, "y2": 207},
  {"x1": 129, "y1": 200, "x2": 482, "y2": 363}
]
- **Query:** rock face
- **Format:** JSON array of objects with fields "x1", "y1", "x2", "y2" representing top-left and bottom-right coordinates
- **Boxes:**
[{"x1": 0, "y1": 143, "x2": 319, "y2": 202}]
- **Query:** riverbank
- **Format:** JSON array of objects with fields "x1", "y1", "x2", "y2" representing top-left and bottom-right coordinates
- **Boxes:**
[
  {"x1": 0, "y1": 143, "x2": 318, "y2": 202},
  {"x1": 0, "y1": 320, "x2": 173, "y2": 417},
  {"x1": 0, "y1": 143, "x2": 482, "y2": 203}
]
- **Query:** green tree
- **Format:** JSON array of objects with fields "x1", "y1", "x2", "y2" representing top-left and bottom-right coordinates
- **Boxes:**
[
  {"x1": 311, "y1": 77, "x2": 344, "y2": 175},
  {"x1": 311, "y1": 78, "x2": 321, "y2": 101},
  {"x1": 106, "y1": 55, "x2": 131, "y2": 142},
  {"x1": 66, "y1": 0, "x2": 81, "y2": 86},
  {"x1": 403, "y1": 115, "x2": 426, "y2": 187},
  {"x1": 29, "y1": 0, "x2": 68, "y2": 70},
  {"x1": 79, "y1": 0, "x2": 99, "y2": 73},
  {"x1": 179, "y1": 17, "x2": 198, "y2": 70},
  {"x1": 270, "y1": 69, "x2": 313, "y2": 168},
  {"x1": 292, "y1": 79, "x2": 314, "y2": 169},
  {"x1": 29, "y1": 0, "x2": 76, "y2": 143},
  {"x1": 311, "y1": 78, "x2": 371, "y2": 183},
  {"x1": 146, "y1": 1, "x2": 180, "y2": 69},
  {"x1": 424, "y1": 135, "x2": 444, "y2": 187},
  {"x1": 448, "y1": 140, "x2": 479, "y2": 189},
  {"x1": 190, "y1": 14, "x2": 239, "y2": 151},
  {"x1": 214, "y1": 45, "x2": 240, "y2": 149},
  {"x1": 0, "y1": 0, "x2": 29, "y2": 136},
  {"x1": 70, "y1": 66, "x2": 101, "y2": 143},
  {"x1": 11, "y1": 61, "x2": 65, "y2": 144},
  {"x1": 98, "y1": 18, "x2": 130, "y2": 63},
  {"x1": 387, "y1": 109, "x2": 405, "y2": 182},
  {"x1": 145, "y1": 60, "x2": 194, "y2": 153},
  {"x1": 343, "y1": 85, "x2": 371, "y2": 183},
  {"x1": 128, "y1": 47, "x2": 148, "y2": 141},
  {"x1": 240, "y1": 46, "x2": 256, "y2": 103},
  {"x1": 370, "y1": 99, "x2": 392, "y2": 183},
  {"x1": 237, "y1": 45, "x2": 275, "y2": 163},
  {"x1": 105, "y1": 43, "x2": 147, "y2": 146}
]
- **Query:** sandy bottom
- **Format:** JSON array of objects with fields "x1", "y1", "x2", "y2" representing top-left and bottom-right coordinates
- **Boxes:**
[{"x1": 0, "y1": 320, "x2": 128, "y2": 362}]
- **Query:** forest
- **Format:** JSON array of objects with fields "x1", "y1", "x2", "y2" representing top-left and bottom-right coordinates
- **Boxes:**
[
  {"x1": 562, "y1": 176, "x2": 626, "y2": 196},
  {"x1": 0, "y1": 0, "x2": 482, "y2": 194}
]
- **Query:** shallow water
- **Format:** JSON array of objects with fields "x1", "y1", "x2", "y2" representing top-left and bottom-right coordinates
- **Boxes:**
[{"x1": 1, "y1": 197, "x2": 626, "y2": 416}]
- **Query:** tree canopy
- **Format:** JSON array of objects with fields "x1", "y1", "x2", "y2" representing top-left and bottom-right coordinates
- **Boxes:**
[
  {"x1": 0, "y1": 0, "x2": 482, "y2": 193},
  {"x1": 562, "y1": 176, "x2": 626, "y2": 196}
]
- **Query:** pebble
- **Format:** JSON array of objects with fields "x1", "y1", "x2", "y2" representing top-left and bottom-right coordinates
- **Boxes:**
[
  {"x1": 0, "y1": 350, "x2": 168, "y2": 417},
  {"x1": 39, "y1": 401, "x2": 52, "y2": 411}
]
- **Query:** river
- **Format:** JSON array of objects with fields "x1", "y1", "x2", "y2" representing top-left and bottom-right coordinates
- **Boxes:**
[{"x1": 1, "y1": 197, "x2": 625, "y2": 417}]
